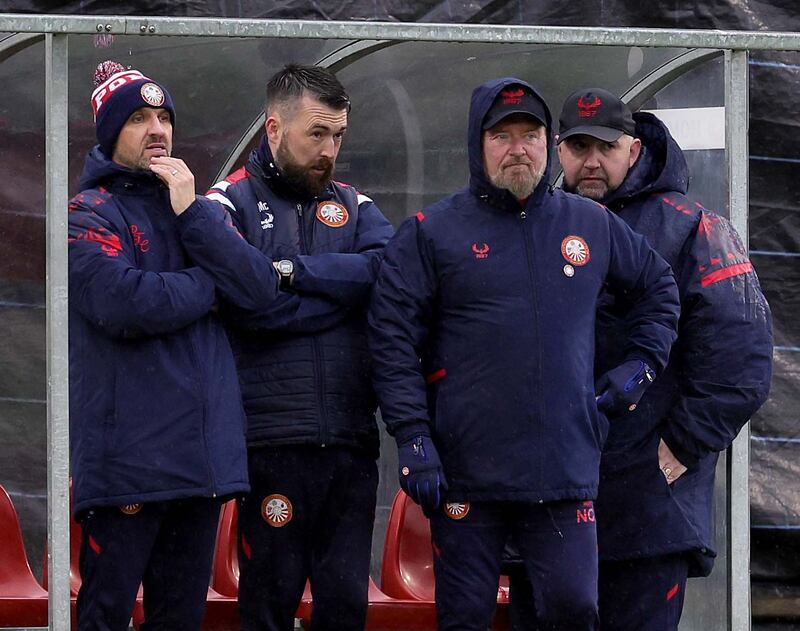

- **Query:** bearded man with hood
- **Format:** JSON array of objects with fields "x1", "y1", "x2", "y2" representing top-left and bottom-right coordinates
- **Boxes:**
[{"x1": 368, "y1": 77, "x2": 681, "y2": 630}]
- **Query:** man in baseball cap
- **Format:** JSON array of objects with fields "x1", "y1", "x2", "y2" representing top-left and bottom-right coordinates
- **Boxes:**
[
  {"x1": 557, "y1": 87, "x2": 640, "y2": 201},
  {"x1": 505, "y1": 87, "x2": 773, "y2": 631},
  {"x1": 369, "y1": 76, "x2": 680, "y2": 631}
]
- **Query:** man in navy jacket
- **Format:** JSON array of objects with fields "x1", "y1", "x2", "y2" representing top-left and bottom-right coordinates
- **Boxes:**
[
  {"x1": 204, "y1": 65, "x2": 393, "y2": 631},
  {"x1": 368, "y1": 77, "x2": 680, "y2": 631},
  {"x1": 69, "y1": 61, "x2": 255, "y2": 630},
  {"x1": 552, "y1": 88, "x2": 772, "y2": 630}
]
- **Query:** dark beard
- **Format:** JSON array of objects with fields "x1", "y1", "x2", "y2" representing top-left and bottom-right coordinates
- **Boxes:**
[{"x1": 275, "y1": 140, "x2": 334, "y2": 199}]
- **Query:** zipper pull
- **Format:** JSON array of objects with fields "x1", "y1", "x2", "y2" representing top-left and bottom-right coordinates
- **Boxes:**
[
  {"x1": 296, "y1": 203, "x2": 303, "y2": 217},
  {"x1": 520, "y1": 210, "x2": 527, "y2": 220}
]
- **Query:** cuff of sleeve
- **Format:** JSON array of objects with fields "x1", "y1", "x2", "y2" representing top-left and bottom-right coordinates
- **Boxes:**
[
  {"x1": 659, "y1": 423, "x2": 701, "y2": 469},
  {"x1": 624, "y1": 353, "x2": 659, "y2": 376},
  {"x1": 393, "y1": 422, "x2": 432, "y2": 446},
  {"x1": 175, "y1": 197, "x2": 207, "y2": 230}
]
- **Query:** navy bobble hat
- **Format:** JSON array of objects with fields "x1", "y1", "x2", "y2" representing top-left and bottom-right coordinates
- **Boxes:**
[{"x1": 91, "y1": 60, "x2": 176, "y2": 157}]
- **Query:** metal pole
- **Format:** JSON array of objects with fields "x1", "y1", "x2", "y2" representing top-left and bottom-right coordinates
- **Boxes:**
[
  {"x1": 45, "y1": 31, "x2": 71, "y2": 631},
  {"x1": 724, "y1": 48, "x2": 751, "y2": 631},
  {"x1": 3, "y1": 14, "x2": 800, "y2": 50}
]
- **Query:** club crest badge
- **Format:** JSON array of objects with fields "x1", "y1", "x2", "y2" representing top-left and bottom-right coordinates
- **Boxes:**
[
  {"x1": 316, "y1": 201, "x2": 349, "y2": 228},
  {"x1": 119, "y1": 503, "x2": 142, "y2": 515},
  {"x1": 444, "y1": 502, "x2": 470, "y2": 520},
  {"x1": 262, "y1": 494, "x2": 293, "y2": 527},
  {"x1": 560, "y1": 235, "x2": 590, "y2": 266},
  {"x1": 140, "y1": 82, "x2": 165, "y2": 107}
]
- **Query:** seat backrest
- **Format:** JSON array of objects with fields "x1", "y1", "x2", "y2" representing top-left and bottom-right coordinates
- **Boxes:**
[
  {"x1": 381, "y1": 490, "x2": 435, "y2": 601},
  {"x1": 212, "y1": 499, "x2": 239, "y2": 597},
  {"x1": 0, "y1": 484, "x2": 43, "y2": 590}
]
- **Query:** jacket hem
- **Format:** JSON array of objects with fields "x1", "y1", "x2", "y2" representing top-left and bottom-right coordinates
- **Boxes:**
[
  {"x1": 444, "y1": 486, "x2": 597, "y2": 503},
  {"x1": 73, "y1": 481, "x2": 250, "y2": 518}
]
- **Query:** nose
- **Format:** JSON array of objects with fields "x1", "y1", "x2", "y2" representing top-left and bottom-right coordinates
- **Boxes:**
[
  {"x1": 319, "y1": 136, "x2": 336, "y2": 159},
  {"x1": 147, "y1": 116, "x2": 168, "y2": 136},
  {"x1": 583, "y1": 146, "x2": 602, "y2": 168},
  {"x1": 507, "y1": 140, "x2": 528, "y2": 159}
]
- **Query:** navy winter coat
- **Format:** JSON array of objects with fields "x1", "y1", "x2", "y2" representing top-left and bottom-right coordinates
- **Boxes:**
[
  {"x1": 68, "y1": 147, "x2": 249, "y2": 517},
  {"x1": 594, "y1": 112, "x2": 773, "y2": 575},
  {"x1": 203, "y1": 137, "x2": 394, "y2": 456},
  {"x1": 368, "y1": 78, "x2": 680, "y2": 502}
]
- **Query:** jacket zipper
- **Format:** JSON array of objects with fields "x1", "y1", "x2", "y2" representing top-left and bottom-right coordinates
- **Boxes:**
[
  {"x1": 296, "y1": 202, "x2": 329, "y2": 446},
  {"x1": 519, "y1": 209, "x2": 543, "y2": 494}
]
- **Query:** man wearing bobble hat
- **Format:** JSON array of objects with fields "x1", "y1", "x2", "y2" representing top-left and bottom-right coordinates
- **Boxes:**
[{"x1": 68, "y1": 61, "x2": 285, "y2": 629}]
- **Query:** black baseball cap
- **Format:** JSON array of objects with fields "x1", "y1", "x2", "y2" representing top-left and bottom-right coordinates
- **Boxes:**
[
  {"x1": 558, "y1": 88, "x2": 636, "y2": 144},
  {"x1": 483, "y1": 84, "x2": 547, "y2": 130}
]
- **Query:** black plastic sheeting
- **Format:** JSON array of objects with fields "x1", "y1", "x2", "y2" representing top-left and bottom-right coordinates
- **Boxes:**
[{"x1": 3, "y1": 0, "x2": 800, "y2": 582}]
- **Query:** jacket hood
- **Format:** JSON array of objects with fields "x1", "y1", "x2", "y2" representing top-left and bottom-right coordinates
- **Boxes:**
[
  {"x1": 78, "y1": 145, "x2": 162, "y2": 191},
  {"x1": 468, "y1": 77, "x2": 554, "y2": 208},
  {"x1": 605, "y1": 111, "x2": 689, "y2": 205}
]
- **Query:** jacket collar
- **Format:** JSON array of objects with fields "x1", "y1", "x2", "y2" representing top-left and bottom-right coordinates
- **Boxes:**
[{"x1": 247, "y1": 136, "x2": 335, "y2": 203}]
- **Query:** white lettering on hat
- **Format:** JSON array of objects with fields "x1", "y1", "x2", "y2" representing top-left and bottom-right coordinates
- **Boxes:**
[{"x1": 91, "y1": 70, "x2": 147, "y2": 117}]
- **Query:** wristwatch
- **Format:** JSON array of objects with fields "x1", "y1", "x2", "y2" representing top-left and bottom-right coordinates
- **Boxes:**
[{"x1": 275, "y1": 259, "x2": 294, "y2": 290}]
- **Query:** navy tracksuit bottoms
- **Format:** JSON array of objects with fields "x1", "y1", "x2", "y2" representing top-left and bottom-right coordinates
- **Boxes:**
[
  {"x1": 76, "y1": 497, "x2": 221, "y2": 631},
  {"x1": 237, "y1": 445, "x2": 379, "y2": 631},
  {"x1": 430, "y1": 500, "x2": 599, "y2": 631},
  {"x1": 508, "y1": 552, "x2": 689, "y2": 631},
  {"x1": 598, "y1": 554, "x2": 689, "y2": 630}
]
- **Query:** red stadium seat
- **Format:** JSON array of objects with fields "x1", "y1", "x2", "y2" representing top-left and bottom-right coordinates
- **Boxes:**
[
  {"x1": 212, "y1": 499, "x2": 239, "y2": 597},
  {"x1": 380, "y1": 490, "x2": 510, "y2": 629},
  {"x1": 381, "y1": 490, "x2": 436, "y2": 600},
  {"x1": 0, "y1": 485, "x2": 48, "y2": 626}
]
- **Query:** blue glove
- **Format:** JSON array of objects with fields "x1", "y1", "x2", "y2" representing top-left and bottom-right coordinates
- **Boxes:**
[
  {"x1": 397, "y1": 435, "x2": 448, "y2": 517},
  {"x1": 595, "y1": 359, "x2": 655, "y2": 419}
]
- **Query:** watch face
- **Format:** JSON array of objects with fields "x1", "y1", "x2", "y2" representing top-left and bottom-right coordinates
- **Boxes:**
[{"x1": 278, "y1": 260, "x2": 293, "y2": 275}]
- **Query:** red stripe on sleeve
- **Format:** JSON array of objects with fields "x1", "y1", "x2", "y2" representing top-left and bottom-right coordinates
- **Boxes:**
[
  {"x1": 416, "y1": 211, "x2": 426, "y2": 222},
  {"x1": 425, "y1": 368, "x2": 447, "y2": 384},
  {"x1": 88, "y1": 535, "x2": 102, "y2": 555},
  {"x1": 700, "y1": 262, "x2": 753, "y2": 288},
  {"x1": 666, "y1": 583, "x2": 679, "y2": 601}
]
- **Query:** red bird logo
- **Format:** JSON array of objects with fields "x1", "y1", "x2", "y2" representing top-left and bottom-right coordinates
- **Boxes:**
[
  {"x1": 472, "y1": 243, "x2": 490, "y2": 259},
  {"x1": 577, "y1": 96, "x2": 602, "y2": 118},
  {"x1": 501, "y1": 88, "x2": 525, "y2": 105}
]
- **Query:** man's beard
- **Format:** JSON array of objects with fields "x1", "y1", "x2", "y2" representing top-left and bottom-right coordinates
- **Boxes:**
[
  {"x1": 574, "y1": 179, "x2": 609, "y2": 201},
  {"x1": 275, "y1": 138, "x2": 334, "y2": 198},
  {"x1": 489, "y1": 161, "x2": 544, "y2": 199}
]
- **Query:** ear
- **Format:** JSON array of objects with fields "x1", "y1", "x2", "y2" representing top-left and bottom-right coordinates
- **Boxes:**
[
  {"x1": 629, "y1": 137, "x2": 642, "y2": 167},
  {"x1": 265, "y1": 114, "x2": 281, "y2": 145}
]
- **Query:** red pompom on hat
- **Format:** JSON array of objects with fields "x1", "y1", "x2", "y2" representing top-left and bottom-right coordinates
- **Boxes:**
[
  {"x1": 90, "y1": 59, "x2": 176, "y2": 157},
  {"x1": 93, "y1": 60, "x2": 126, "y2": 87}
]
